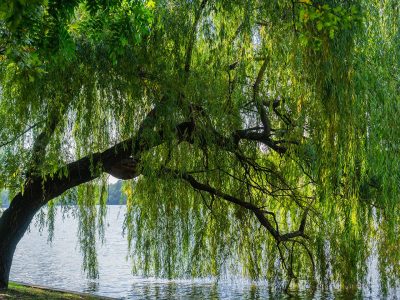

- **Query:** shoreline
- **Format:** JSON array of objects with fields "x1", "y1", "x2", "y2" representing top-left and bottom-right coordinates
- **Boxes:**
[{"x1": 1, "y1": 282, "x2": 115, "y2": 299}]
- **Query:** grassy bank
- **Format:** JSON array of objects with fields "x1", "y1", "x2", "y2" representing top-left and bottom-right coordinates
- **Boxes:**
[{"x1": 0, "y1": 282, "x2": 105, "y2": 299}]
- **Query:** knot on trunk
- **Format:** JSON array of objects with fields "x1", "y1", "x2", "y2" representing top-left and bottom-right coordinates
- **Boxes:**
[{"x1": 107, "y1": 158, "x2": 138, "y2": 180}]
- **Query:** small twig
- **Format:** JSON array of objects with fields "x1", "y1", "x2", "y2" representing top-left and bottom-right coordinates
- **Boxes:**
[{"x1": 0, "y1": 121, "x2": 43, "y2": 148}]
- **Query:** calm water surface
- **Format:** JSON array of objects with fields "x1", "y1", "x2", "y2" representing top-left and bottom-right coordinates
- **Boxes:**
[{"x1": 8, "y1": 206, "x2": 391, "y2": 299}]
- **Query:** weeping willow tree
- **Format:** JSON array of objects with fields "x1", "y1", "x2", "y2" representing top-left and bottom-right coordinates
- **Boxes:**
[{"x1": 0, "y1": 0, "x2": 399, "y2": 294}]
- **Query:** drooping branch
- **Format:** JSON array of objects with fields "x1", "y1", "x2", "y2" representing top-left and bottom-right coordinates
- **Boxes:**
[{"x1": 161, "y1": 168, "x2": 309, "y2": 243}]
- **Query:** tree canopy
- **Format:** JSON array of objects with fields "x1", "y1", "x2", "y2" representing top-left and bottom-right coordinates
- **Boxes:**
[{"x1": 0, "y1": 0, "x2": 399, "y2": 294}]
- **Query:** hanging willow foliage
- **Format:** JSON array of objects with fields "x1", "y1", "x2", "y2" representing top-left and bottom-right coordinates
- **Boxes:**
[{"x1": 0, "y1": 0, "x2": 399, "y2": 293}]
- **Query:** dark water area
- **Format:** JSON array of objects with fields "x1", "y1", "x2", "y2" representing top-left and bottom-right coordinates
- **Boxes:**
[{"x1": 7, "y1": 206, "x2": 397, "y2": 299}]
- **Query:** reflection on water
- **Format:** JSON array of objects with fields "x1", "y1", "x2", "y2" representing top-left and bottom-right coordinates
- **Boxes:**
[{"x1": 7, "y1": 206, "x2": 393, "y2": 299}]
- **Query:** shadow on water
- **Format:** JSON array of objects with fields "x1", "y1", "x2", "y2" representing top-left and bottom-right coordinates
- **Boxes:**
[
  {"x1": 120, "y1": 280, "x2": 369, "y2": 300},
  {"x1": 121, "y1": 279, "x2": 396, "y2": 300},
  {"x1": 84, "y1": 281, "x2": 99, "y2": 294}
]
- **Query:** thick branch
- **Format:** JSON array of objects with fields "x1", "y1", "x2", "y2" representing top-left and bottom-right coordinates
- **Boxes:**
[
  {"x1": 0, "y1": 97, "x2": 293, "y2": 265},
  {"x1": 253, "y1": 59, "x2": 271, "y2": 136},
  {"x1": 234, "y1": 129, "x2": 287, "y2": 154},
  {"x1": 28, "y1": 102, "x2": 70, "y2": 175}
]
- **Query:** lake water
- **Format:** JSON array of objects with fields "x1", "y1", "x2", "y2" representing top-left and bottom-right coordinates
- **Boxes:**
[{"x1": 7, "y1": 206, "x2": 391, "y2": 299}]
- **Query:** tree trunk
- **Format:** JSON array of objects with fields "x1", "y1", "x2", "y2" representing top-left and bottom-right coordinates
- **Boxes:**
[
  {"x1": 0, "y1": 192, "x2": 42, "y2": 289},
  {"x1": 0, "y1": 143, "x2": 140, "y2": 289}
]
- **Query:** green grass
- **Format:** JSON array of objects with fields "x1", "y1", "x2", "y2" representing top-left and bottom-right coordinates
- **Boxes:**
[{"x1": 0, "y1": 282, "x2": 104, "y2": 299}]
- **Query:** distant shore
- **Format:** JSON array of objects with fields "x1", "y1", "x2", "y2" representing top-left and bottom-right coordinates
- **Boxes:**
[{"x1": 1, "y1": 180, "x2": 127, "y2": 208}]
